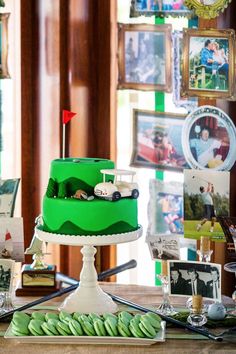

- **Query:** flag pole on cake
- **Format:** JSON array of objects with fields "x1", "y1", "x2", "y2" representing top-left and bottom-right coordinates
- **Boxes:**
[{"x1": 62, "y1": 110, "x2": 77, "y2": 159}]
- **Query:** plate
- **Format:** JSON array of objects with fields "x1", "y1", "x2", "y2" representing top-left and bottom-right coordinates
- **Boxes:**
[{"x1": 4, "y1": 321, "x2": 166, "y2": 346}]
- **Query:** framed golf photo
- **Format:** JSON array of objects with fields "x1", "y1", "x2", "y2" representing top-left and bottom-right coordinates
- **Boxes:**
[
  {"x1": 168, "y1": 261, "x2": 222, "y2": 301},
  {"x1": 182, "y1": 28, "x2": 235, "y2": 99},
  {"x1": 148, "y1": 179, "x2": 183, "y2": 236},
  {"x1": 129, "y1": 0, "x2": 193, "y2": 18},
  {"x1": 184, "y1": 169, "x2": 229, "y2": 242},
  {"x1": 118, "y1": 23, "x2": 172, "y2": 92},
  {"x1": 0, "y1": 178, "x2": 20, "y2": 217},
  {"x1": 0, "y1": 258, "x2": 15, "y2": 293},
  {"x1": 131, "y1": 109, "x2": 188, "y2": 172},
  {"x1": 182, "y1": 106, "x2": 236, "y2": 171}
]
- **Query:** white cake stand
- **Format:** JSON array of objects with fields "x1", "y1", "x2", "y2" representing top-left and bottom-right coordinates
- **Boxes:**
[{"x1": 35, "y1": 225, "x2": 142, "y2": 314}]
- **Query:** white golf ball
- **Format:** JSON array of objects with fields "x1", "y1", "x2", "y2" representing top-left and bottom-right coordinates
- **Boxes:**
[{"x1": 207, "y1": 303, "x2": 226, "y2": 320}]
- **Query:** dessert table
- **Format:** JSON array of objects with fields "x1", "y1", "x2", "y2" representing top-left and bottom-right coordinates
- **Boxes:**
[{"x1": 1, "y1": 283, "x2": 235, "y2": 353}]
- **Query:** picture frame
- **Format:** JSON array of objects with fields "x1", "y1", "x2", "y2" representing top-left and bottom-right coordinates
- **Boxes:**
[
  {"x1": 182, "y1": 28, "x2": 235, "y2": 99},
  {"x1": 172, "y1": 31, "x2": 198, "y2": 112},
  {"x1": 168, "y1": 260, "x2": 222, "y2": 301},
  {"x1": 0, "y1": 13, "x2": 10, "y2": 79},
  {"x1": 129, "y1": 0, "x2": 194, "y2": 18},
  {"x1": 146, "y1": 234, "x2": 180, "y2": 260},
  {"x1": 184, "y1": 0, "x2": 232, "y2": 19},
  {"x1": 118, "y1": 23, "x2": 172, "y2": 92},
  {"x1": 184, "y1": 169, "x2": 229, "y2": 242},
  {"x1": 181, "y1": 105, "x2": 236, "y2": 171},
  {"x1": 131, "y1": 109, "x2": 188, "y2": 171},
  {"x1": 0, "y1": 178, "x2": 20, "y2": 217},
  {"x1": 0, "y1": 258, "x2": 15, "y2": 293},
  {"x1": 147, "y1": 179, "x2": 183, "y2": 236},
  {"x1": 0, "y1": 217, "x2": 25, "y2": 261}
]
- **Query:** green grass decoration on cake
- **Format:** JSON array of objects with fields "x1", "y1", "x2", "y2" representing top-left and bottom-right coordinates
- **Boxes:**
[{"x1": 46, "y1": 178, "x2": 58, "y2": 198}]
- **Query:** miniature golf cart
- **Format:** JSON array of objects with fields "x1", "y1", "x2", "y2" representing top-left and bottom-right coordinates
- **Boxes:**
[{"x1": 94, "y1": 169, "x2": 139, "y2": 201}]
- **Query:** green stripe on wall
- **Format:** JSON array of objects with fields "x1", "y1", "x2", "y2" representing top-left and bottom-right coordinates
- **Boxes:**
[{"x1": 155, "y1": 16, "x2": 165, "y2": 286}]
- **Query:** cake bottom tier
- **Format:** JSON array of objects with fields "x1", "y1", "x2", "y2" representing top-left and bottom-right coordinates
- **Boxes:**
[{"x1": 42, "y1": 197, "x2": 138, "y2": 235}]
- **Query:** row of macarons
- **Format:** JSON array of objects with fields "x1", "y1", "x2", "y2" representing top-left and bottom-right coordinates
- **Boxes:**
[{"x1": 11, "y1": 310, "x2": 162, "y2": 339}]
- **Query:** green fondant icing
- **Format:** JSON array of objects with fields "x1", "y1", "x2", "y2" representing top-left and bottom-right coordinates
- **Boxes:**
[
  {"x1": 43, "y1": 197, "x2": 138, "y2": 235},
  {"x1": 50, "y1": 158, "x2": 114, "y2": 186},
  {"x1": 42, "y1": 220, "x2": 137, "y2": 236}
]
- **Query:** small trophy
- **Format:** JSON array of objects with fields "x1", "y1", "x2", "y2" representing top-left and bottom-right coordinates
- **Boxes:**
[{"x1": 15, "y1": 232, "x2": 59, "y2": 296}]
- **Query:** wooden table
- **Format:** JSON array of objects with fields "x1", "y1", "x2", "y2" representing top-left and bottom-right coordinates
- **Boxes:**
[{"x1": 1, "y1": 283, "x2": 236, "y2": 354}]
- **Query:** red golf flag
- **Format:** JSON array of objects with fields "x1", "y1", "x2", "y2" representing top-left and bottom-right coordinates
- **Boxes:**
[
  {"x1": 62, "y1": 110, "x2": 77, "y2": 124},
  {"x1": 5, "y1": 230, "x2": 11, "y2": 241}
]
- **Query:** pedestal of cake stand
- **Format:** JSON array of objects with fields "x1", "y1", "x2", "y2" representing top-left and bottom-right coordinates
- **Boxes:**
[{"x1": 35, "y1": 225, "x2": 142, "y2": 314}]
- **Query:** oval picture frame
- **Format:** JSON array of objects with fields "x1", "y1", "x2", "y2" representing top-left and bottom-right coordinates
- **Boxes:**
[
  {"x1": 182, "y1": 105, "x2": 236, "y2": 171},
  {"x1": 184, "y1": 0, "x2": 232, "y2": 19}
]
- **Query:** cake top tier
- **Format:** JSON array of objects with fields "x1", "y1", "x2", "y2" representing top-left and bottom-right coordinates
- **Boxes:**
[{"x1": 49, "y1": 157, "x2": 115, "y2": 190}]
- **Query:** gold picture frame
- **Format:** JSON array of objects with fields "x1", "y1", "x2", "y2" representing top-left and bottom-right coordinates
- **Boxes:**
[
  {"x1": 0, "y1": 13, "x2": 10, "y2": 79},
  {"x1": 184, "y1": 0, "x2": 232, "y2": 19},
  {"x1": 182, "y1": 28, "x2": 235, "y2": 99},
  {"x1": 118, "y1": 23, "x2": 172, "y2": 92}
]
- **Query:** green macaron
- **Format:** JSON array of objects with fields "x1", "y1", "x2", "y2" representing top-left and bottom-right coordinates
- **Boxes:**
[
  {"x1": 11, "y1": 312, "x2": 31, "y2": 336},
  {"x1": 68, "y1": 319, "x2": 84, "y2": 336},
  {"x1": 45, "y1": 312, "x2": 59, "y2": 321},
  {"x1": 132, "y1": 314, "x2": 142, "y2": 325},
  {"x1": 118, "y1": 311, "x2": 133, "y2": 327},
  {"x1": 56, "y1": 321, "x2": 72, "y2": 335},
  {"x1": 139, "y1": 317, "x2": 156, "y2": 338},
  {"x1": 72, "y1": 312, "x2": 81, "y2": 322},
  {"x1": 93, "y1": 319, "x2": 107, "y2": 336},
  {"x1": 42, "y1": 321, "x2": 59, "y2": 335},
  {"x1": 88, "y1": 313, "x2": 103, "y2": 322},
  {"x1": 144, "y1": 312, "x2": 161, "y2": 330},
  {"x1": 103, "y1": 313, "x2": 118, "y2": 322},
  {"x1": 11, "y1": 326, "x2": 29, "y2": 337},
  {"x1": 41, "y1": 322, "x2": 55, "y2": 336},
  {"x1": 129, "y1": 319, "x2": 145, "y2": 338},
  {"x1": 80, "y1": 320, "x2": 96, "y2": 336},
  {"x1": 31, "y1": 312, "x2": 46, "y2": 322},
  {"x1": 104, "y1": 317, "x2": 118, "y2": 336},
  {"x1": 77, "y1": 314, "x2": 92, "y2": 325},
  {"x1": 28, "y1": 319, "x2": 45, "y2": 336},
  {"x1": 59, "y1": 311, "x2": 73, "y2": 324},
  {"x1": 117, "y1": 320, "x2": 131, "y2": 337}
]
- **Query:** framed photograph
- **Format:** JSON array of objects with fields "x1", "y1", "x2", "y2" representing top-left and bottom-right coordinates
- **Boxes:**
[
  {"x1": 131, "y1": 109, "x2": 188, "y2": 171},
  {"x1": 0, "y1": 13, "x2": 10, "y2": 79},
  {"x1": 172, "y1": 31, "x2": 198, "y2": 112},
  {"x1": 0, "y1": 178, "x2": 20, "y2": 217},
  {"x1": 148, "y1": 179, "x2": 183, "y2": 236},
  {"x1": 218, "y1": 216, "x2": 236, "y2": 252},
  {"x1": 118, "y1": 23, "x2": 172, "y2": 92},
  {"x1": 184, "y1": 169, "x2": 229, "y2": 242},
  {"x1": 0, "y1": 258, "x2": 15, "y2": 293},
  {"x1": 182, "y1": 28, "x2": 235, "y2": 99},
  {"x1": 0, "y1": 217, "x2": 24, "y2": 261},
  {"x1": 184, "y1": 0, "x2": 232, "y2": 19},
  {"x1": 181, "y1": 105, "x2": 236, "y2": 171},
  {"x1": 168, "y1": 260, "x2": 222, "y2": 301},
  {"x1": 130, "y1": 0, "x2": 194, "y2": 18},
  {"x1": 146, "y1": 234, "x2": 180, "y2": 260}
]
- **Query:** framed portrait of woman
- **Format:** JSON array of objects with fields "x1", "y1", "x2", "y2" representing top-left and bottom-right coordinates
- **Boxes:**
[
  {"x1": 182, "y1": 28, "x2": 235, "y2": 99},
  {"x1": 184, "y1": 0, "x2": 232, "y2": 19},
  {"x1": 118, "y1": 23, "x2": 172, "y2": 92},
  {"x1": 181, "y1": 105, "x2": 236, "y2": 171}
]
